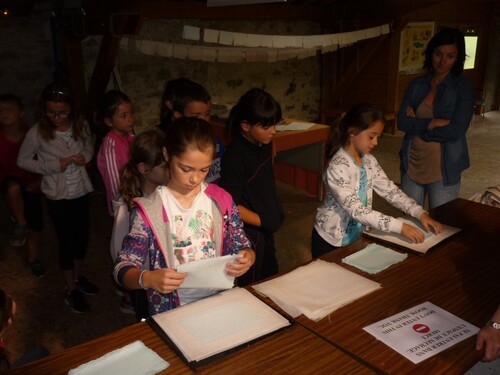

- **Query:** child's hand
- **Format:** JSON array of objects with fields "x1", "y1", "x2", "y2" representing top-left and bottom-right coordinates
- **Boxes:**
[
  {"x1": 71, "y1": 154, "x2": 85, "y2": 166},
  {"x1": 144, "y1": 269, "x2": 187, "y2": 294},
  {"x1": 60, "y1": 157, "x2": 72, "y2": 172},
  {"x1": 406, "y1": 106, "x2": 416, "y2": 118},
  {"x1": 401, "y1": 223, "x2": 425, "y2": 243},
  {"x1": 419, "y1": 213, "x2": 442, "y2": 235},
  {"x1": 225, "y1": 249, "x2": 255, "y2": 277}
]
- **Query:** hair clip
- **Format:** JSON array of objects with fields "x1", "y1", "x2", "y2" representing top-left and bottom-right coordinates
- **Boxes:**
[{"x1": 48, "y1": 90, "x2": 66, "y2": 95}]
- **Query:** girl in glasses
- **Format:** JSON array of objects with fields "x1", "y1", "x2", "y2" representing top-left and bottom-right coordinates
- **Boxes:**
[{"x1": 17, "y1": 81, "x2": 98, "y2": 314}]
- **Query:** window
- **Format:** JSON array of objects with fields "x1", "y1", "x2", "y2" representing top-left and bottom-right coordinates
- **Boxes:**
[
  {"x1": 464, "y1": 36, "x2": 478, "y2": 70},
  {"x1": 463, "y1": 26, "x2": 478, "y2": 70}
]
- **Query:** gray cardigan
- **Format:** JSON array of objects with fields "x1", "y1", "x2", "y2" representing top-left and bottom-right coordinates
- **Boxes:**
[{"x1": 17, "y1": 123, "x2": 94, "y2": 200}]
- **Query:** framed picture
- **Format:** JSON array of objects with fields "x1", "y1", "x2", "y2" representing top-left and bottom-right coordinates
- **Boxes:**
[{"x1": 399, "y1": 22, "x2": 435, "y2": 73}]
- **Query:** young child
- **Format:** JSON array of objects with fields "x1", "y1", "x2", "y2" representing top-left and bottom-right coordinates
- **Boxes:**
[
  {"x1": 219, "y1": 88, "x2": 284, "y2": 286},
  {"x1": 0, "y1": 94, "x2": 45, "y2": 278},
  {"x1": 158, "y1": 78, "x2": 224, "y2": 183},
  {"x1": 111, "y1": 129, "x2": 168, "y2": 320},
  {"x1": 17, "y1": 82, "x2": 98, "y2": 314},
  {"x1": 96, "y1": 90, "x2": 135, "y2": 216},
  {"x1": 0, "y1": 289, "x2": 49, "y2": 371},
  {"x1": 114, "y1": 117, "x2": 255, "y2": 316},
  {"x1": 311, "y1": 102, "x2": 442, "y2": 258}
]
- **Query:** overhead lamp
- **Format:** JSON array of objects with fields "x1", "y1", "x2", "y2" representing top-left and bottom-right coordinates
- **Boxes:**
[{"x1": 207, "y1": 0, "x2": 286, "y2": 7}]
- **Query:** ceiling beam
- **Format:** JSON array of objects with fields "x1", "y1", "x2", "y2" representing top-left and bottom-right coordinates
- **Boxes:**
[{"x1": 126, "y1": 0, "x2": 331, "y2": 21}]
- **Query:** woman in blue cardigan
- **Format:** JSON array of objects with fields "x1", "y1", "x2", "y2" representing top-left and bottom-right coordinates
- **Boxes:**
[{"x1": 397, "y1": 28, "x2": 474, "y2": 209}]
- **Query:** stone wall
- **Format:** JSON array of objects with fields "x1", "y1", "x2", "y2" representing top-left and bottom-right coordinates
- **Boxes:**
[
  {"x1": 0, "y1": 18, "x2": 54, "y2": 124},
  {"x1": 82, "y1": 19, "x2": 322, "y2": 132}
]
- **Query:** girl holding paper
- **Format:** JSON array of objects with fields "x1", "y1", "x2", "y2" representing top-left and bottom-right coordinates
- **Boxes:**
[
  {"x1": 114, "y1": 117, "x2": 254, "y2": 315},
  {"x1": 311, "y1": 103, "x2": 442, "y2": 258}
]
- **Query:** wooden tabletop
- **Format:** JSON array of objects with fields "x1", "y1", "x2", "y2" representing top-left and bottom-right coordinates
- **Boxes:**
[
  {"x1": 10, "y1": 198, "x2": 496, "y2": 374},
  {"x1": 8, "y1": 313, "x2": 373, "y2": 374},
  {"x1": 290, "y1": 198, "x2": 500, "y2": 374},
  {"x1": 210, "y1": 117, "x2": 330, "y2": 153}
]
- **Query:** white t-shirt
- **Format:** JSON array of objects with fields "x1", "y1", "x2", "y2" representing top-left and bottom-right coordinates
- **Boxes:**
[
  {"x1": 160, "y1": 183, "x2": 220, "y2": 305},
  {"x1": 56, "y1": 127, "x2": 85, "y2": 199}
]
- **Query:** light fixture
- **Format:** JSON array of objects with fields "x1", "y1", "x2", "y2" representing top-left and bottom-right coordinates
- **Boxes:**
[{"x1": 207, "y1": 0, "x2": 286, "y2": 7}]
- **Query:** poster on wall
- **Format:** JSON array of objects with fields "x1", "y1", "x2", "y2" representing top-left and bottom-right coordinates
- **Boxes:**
[{"x1": 399, "y1": 22, "x2": 435, "y2": 73}]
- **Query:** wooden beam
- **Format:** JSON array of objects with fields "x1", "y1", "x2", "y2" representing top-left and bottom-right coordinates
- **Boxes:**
[
  {"x1": 85, "y1": 13, "x2": 143, "y2": 128},
  {"x1": 330, "y1": 34, "x2": 389, "y2": 106},
  {"x1": 127, "y1": 0, "x2": 330, "y2": 21}
]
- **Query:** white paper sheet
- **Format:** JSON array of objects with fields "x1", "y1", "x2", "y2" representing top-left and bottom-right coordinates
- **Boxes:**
[
  {"x1": 68, "y1": 340, "x2": 169, "y2": 375},
  {"x1": 363, "y1": 216, "x2": 461, "y2": 255},
  {"x1": 276, "y1": 121, "x2": 315, "y2": 131},
  {"x1": 203, "y1": 29, "x2": 219, "y2": 44},
  {"x1": 151, "y1": 288, "x2": 290, "y2": 363},
  {"x1": 363, "y1": 301, "x2": 479, "y2": 364},
  {"x1": 182, "y1": 25, "x2": 200, "y2": 41},
  {"x1": 252, "y1": 259, "x2": 381, "y2": 321},
  {"x1": 177, "y1": 254, "x2": 238, "y2": 289},
  {"x1": 342, "y1": 243, "x2": 407, "y2": 274}
]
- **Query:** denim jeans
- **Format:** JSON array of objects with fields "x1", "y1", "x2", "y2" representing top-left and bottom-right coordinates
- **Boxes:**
[{"x1": 401, "y1": 173, "x2": 460, "y2": 210}]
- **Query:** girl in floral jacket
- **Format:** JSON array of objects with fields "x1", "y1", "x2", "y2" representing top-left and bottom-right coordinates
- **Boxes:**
[{"x1": 114, "y1": 117, "x2": 254, "y2": 315}]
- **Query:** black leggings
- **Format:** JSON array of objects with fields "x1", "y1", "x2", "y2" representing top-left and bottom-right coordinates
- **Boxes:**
[
  {"x1": 46, "y1": 195, "x2": 90, "y2": 270},
  {"x1": 237, "y1": 227, "x2": 279, "y2": 287},
  {"x1": 311, "y1": 227, "x2": 339, "y2": 258}
]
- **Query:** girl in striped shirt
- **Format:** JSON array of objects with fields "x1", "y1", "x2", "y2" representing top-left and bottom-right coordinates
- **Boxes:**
[{"x1": 96, "y1": 90, "x2": 135, "y2": 216}]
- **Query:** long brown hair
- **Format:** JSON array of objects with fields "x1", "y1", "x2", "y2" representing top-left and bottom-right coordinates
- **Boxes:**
[
  {"x1": 37, "y1": 81, "x2": 87, "y2": 141},
  {"x1": 327, "y1": 102, "x2": 384, "y2": 158},
  {"x1": 165, "y1": 117, "x2": 215, "y2": 160},
  {"x1": 120, "y1": 129, "x2": 166, "y2": 209}
]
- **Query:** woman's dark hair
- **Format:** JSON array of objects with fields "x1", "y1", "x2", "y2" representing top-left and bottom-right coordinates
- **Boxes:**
[
  {"x1": 227, "y1": 88, "x2": 282, "y2": 137},
  {"x1": 37, "y1": 81, "x2": 86, "y2": 141},
  {"x1": 120, "y1": 129, "x2": 166, "y2": 209},
  {"x1": 165, "y1": 117, "x2": 215, "y2": 160},
  {"x1": 423, "y1": 27, "x2": 466, "y2": 75},
  {"x1": 328, "y1": 102, "x2": 384, "y2": 157},
  {"x1": 158, "y1": 79, "x2": 211, "y2": 133}
]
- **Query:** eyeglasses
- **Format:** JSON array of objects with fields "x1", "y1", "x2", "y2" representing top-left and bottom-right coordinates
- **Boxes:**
[{"x1": 46, "y1": 111, "x2": 71, "y2": 119}]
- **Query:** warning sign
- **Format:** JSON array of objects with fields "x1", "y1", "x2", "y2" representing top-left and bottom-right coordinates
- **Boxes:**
[{"x1": 363, "y1": 301, "x2": 479, "y2": 364}]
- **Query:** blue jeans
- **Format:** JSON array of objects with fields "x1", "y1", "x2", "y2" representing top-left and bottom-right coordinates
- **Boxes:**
[{"x1": 401, "y1": 173, "x2": 460, "y2": 210}]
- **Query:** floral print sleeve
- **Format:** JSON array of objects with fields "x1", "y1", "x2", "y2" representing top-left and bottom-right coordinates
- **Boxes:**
[
  {"x1": 114, "y1": 207, "x2": 152, "y2": 279},
  {"x1": 222, "y1": 201, "x2": 251, "y2": 255}
]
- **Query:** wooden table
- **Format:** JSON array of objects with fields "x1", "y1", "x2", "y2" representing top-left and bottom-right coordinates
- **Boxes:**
[
  {"x1": 8, "y1": 315, "x2": 373, "y2": 374},
  {"x1": 211, "y1": 118, "x2": 330, "y2": 200},
  {"x1": 288, "y1": 198, "x2": 500, "y2": 374}
]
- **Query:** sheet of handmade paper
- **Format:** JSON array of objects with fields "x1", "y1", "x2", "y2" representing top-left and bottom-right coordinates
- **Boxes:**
[{"x1": 151, "y1": 287, "x2": 290, "y2": 362}]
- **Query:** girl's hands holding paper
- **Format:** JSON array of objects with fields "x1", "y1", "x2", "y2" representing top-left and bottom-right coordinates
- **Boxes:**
[
  {"x1": 225, "y1": 249, "x2": 255, "y2": 277},
  {"x1": 144, "y1": 268, "x2": 188, "y2": 294}
]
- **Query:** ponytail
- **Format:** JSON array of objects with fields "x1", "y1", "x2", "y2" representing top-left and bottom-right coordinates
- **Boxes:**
[
  {"x1": 119, "y1": 163, "x2": 144, "y2": 209},
  {"x1": 118, "y1": 129, "x2": 166, "y2": 209}
]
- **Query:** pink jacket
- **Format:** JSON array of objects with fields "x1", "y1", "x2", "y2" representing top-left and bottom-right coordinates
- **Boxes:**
[{"x1": 97, "y1": 131, "x2": 134, "y2": 215}]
